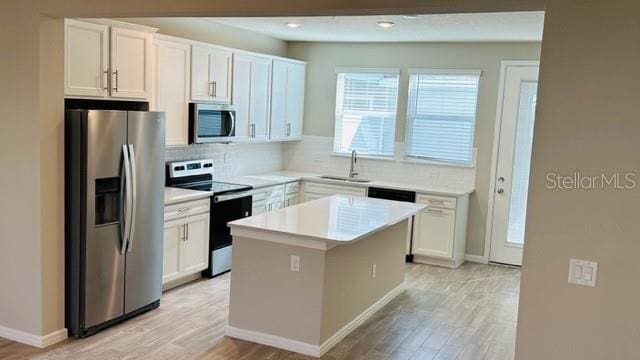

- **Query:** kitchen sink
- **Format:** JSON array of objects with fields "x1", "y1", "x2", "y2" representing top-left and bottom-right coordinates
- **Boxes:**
[{"x1": 319, "y1": 175, "x2": 373, "y2": 183}]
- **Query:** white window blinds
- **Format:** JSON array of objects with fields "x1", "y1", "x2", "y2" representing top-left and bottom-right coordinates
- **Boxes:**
[
  {"x1": 405, "y1": 70, "x2": 481, "y2": 165},
  {"x1": 334, "y1": 69, "x2": 399, "y2": 156}
]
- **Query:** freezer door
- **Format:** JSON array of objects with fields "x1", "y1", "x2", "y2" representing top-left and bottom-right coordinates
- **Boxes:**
[
  {"x1": 124, "y1": 111, "x2": 165, "y2": 313},
  {"x1": 84, "y1": 110, "x2": 127, "y2": 328}
]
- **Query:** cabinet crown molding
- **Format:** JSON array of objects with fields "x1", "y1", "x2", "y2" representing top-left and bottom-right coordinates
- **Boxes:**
[{"x1": 76, "y1": 18, "x2": 159, "y2": 33}]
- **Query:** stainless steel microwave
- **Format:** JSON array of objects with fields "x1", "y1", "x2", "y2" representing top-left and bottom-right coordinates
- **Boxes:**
[{"x1": 189, "y1": 103, "x2": 236, "y2": 143}]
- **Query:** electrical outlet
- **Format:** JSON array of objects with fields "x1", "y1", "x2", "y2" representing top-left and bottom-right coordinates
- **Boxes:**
[
  {"x1": 290, "y1": 255, "x2": 300, "y2": 272},
  {"x1": 371, "y1": 263, "x2": 377, "y2": 279},
  {"x1": 568, "y1": 258, "x2": 598, "y2": 287}
]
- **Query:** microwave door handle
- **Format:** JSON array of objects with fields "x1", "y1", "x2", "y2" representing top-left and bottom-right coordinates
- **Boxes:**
[
  {"x1": 127, "y1": 144, "x2": 137, "y2": 253},
  {"x1": 120, "y1": 145, "x2": 132, "y2": 254},
  {"x1": 228, "y1": 112, "x2": 236, "y2": 136}
]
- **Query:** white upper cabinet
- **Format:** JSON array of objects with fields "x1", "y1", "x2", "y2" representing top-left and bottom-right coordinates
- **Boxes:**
[
  {"x1": 152, "y1": 37, "x2": 190, "y2": 146},
  {"x1": 65, "y1": 19, "x2": 109, "y2": 97},
  {"x1": 191, "y1": 44, "x2": 232, "y2": 103},
  {"x1": 233, "y1": 53, "x2": 272, "y2": 141},
  {"x1": 64, "y1": 19, "x2": 153, "y2": 100},
  {"x1": 110, "y1": 27, "x2": 152, "y2": 99},
  {"x1": 270, "y1": 60, "x2": 306, "y2": 141}
]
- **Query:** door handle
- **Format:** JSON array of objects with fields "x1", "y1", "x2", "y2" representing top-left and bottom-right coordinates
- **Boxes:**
[
  {"x1": 103, "y1": 69, "x2": 110, "y2": 90},
  {"x1": 496, "y1": 188, "x2": 504, "y2": 194},
  {"x1": 113, "y1": 70, "x2": 119, "y2": 93},
  {"x1": 497, "y1": 177, "x2": 505, "y2": 183},
  {"x1": 127, "y1": 144, "x2": 137, "y2": 253},
  {"x1": 120, "y1": 145, "x2": 132, "y2": 254}
]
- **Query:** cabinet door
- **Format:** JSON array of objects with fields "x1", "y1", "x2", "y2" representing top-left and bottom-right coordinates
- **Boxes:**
[
  {"x1": 270, "y1": 60, "x2": 288, "y2": 141},
  {"x1": 286, "y1": 62, "x2": 306, "y2": 139},
  {"x1": 64, "y1": 19, "x2": 109, "y2": 97},
  {"x1": 163, "y1": 219, "x2": 184, "y2": 284},
  {"x1": 154, "y1": 39, "x2": 190, "y2": 146},
  {"x1": 413, "y1": 208, "x2": 456, "y2": 259},
  {"x1": 110, "y1": 27, "x2": 151, "y2": 99},
  {"x1": 191, "y1": 45, "x2": 213, "y2": 101},
  {"x1": 211, "y1": 48, "x2": 233, "y2": 103},
  {"x1": 232, "y1": 54, "x2": 252, "y2": 139},
  {"x1": 180, "y1": 213, "x2": 210, "y2": 274},
  {"x1": 250, "y1": 56, "x2": 272, "y2": 141}
]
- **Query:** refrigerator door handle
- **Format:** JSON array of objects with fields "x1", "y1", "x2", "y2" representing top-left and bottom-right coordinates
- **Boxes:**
[
  {"x1": 121, "y1": 145, "x2": 132, "y2": 254},
  {"x1": 127, "y1": 144, "x2": 137, "y2": 253}
]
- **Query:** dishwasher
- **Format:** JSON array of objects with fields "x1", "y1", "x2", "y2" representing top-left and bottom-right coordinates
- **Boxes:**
[{"x1": 367, "y1": 187, "x2": 417, "y2": 262}]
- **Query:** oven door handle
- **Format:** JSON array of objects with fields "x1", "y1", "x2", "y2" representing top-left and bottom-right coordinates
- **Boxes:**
[{"x1": 214, "y1": 190, "x2": 253, "y2": 203}]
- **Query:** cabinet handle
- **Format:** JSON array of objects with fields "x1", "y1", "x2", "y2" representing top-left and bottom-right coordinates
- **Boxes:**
[
  {"x1": 180, "y1": 224, "x2": 186, "y2": 241},
  {"x1": 213, "y1": 81, "x2": 217, "y2": 98},
  {"x1": 210, "y1": 81, "x2": 214, "y2": 97},
  {"x1": 250, "y1": 124, "x2": 256, "y2": 138},
  {"x1": 286, "y1": 123, "x2": 291, "y2": 136},
  {"x1": 113, "y1": 70, "x2": 119, "y2": 92},
  {"x1": 185, "y1": 223, "x2": 189, "y2": 241},
  {"x1": 103, "y1": 69, "x2": 110, "y2": 90}
]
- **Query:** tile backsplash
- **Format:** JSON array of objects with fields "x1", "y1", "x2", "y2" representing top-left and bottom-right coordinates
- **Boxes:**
[
  {"x1": 165, "y1": 142, "x2": 284, "y2": 179},
  {"x1": 282, "y1": 136, "x2": 476, "y2": 190}
]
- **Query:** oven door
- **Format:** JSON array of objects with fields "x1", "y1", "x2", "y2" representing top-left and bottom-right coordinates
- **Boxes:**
[
  {"x1": 189, "y1": 103, "x2": 236, "y2": 143},
  {"x1": 212, "y1": 191, "x2": 252, "y2": 246}
]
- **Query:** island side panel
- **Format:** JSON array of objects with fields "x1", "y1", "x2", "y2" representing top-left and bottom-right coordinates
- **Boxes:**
[
  {"x1": 320, "y1": 220, "x2": 408, "y2": 343},
  {"x1": 228, "y1": 236, "x2": 326, "y2": 345}
]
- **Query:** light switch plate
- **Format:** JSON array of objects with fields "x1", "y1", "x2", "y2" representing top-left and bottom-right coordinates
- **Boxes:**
[
  {"x1": 568, "y1": 258, "x2": 598, "y2": 287},
  {"x1": 290, "y1": 255, "x2": 300, "y2": 272}
]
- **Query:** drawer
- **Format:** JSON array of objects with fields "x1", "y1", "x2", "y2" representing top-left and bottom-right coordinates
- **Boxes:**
[
  {"x1": 252, "y1": 184, "x2": 285, "y2": 201},
  {"x1": 416, "y1": 194, "x2": 456, "y2": 209},
  {"x1": 284, "y1": 193, "x2": 299, "y2": 207},
  {"x1": 252, "y1": 199, "x2": 268, "y2": 215},
  {"x1": 284, "y1": 181, "x2": 299, "y2": 195},
  {"x1": 165, "y1": 198, "x2": 210, "y2": 221},
  {"x1": 303, "y1": 181, "x2": 367, "y2": 197}
]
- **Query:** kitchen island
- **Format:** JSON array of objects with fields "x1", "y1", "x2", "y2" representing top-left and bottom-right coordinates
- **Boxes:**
[{"x1": 226, "y1": 195, "x2": 426, "y2": 357}]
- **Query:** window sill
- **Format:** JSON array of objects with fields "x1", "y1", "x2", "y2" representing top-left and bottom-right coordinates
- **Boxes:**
[
  {"x1": 331, "y1": 152, "x2": 396, "y2": 162},
  {"x1": 400, "y1": 157, "x2": 476, "y2": 169}
]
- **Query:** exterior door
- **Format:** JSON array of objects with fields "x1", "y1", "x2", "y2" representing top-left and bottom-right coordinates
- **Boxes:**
[
  {"x1": 124, "y1": 111, "x2": 165, "y2": 313},
  {"x1": 84, "y1": 110, "x2": 127, "y2": 328},
  {"x1": 489, "y1": 61, "x2": 539, "y2": 266}
]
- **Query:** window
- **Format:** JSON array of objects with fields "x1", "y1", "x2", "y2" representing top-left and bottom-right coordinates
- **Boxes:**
[
  {"x1": 405, "y1": 69, "x2": 481, "y2": 165},
  {"x1": 333, "y1": 69, "x2": 400, "y2": 156}
]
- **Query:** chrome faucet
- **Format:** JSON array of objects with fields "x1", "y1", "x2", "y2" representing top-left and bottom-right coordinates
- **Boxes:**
[{"x1": 349, "y1": 150, "x2": 358, "y2": 178}]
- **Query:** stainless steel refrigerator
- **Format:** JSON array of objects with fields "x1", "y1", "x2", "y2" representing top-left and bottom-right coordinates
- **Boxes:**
[{"x1": 65, "y1": 109, "x2": 165, "y2": 337}]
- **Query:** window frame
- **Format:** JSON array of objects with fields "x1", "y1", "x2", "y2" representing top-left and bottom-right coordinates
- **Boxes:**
[
  {"x1": 332, "y1": 67, "x2": 401, "y2": 157},
  {"x1": 404, "y1": 68, "x2": 482, "y2": 166}
]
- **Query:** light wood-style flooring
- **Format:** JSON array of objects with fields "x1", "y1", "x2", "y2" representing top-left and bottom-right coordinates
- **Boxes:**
[{"x1": 0, "y1": 263, "x2": 520, "y2": 360}]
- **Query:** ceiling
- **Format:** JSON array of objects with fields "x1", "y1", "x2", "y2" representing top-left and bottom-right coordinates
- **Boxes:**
[{"x1": 207, "y1": 12, "x2": 544, "y2": 43}]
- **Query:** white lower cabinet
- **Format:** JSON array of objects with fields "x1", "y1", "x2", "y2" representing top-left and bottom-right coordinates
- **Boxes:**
[
  {"x1": 252, "y1": 184, "x2": 285, "y2": 214},
  {"x1": 163, "y1": 198, "x2": 210, "y2": 289},
  {"x1": 412, "y1": 194, "x2": 469, "y2": 268}
]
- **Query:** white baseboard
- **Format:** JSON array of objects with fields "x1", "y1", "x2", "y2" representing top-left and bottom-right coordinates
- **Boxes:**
[
  {"x1": 226, "y1": 282, "x2": 406, "y2": 358},
  {"x1": 465, "y1": 254, "x2": 489, "y2": 264},
  {"x1": 318, "y1": 282, "x2": 406, "y2": 356},
  {"x1": 226, "y1": 326, "x2": 321, "y2": 357},
  {"x1": 0, "y1": 325, "x2": 67, "y2": 348}
]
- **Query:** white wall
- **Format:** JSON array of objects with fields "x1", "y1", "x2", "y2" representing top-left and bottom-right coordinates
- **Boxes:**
[{"x1": 286, "y1": 41, "x2": 541, "y2": 256}]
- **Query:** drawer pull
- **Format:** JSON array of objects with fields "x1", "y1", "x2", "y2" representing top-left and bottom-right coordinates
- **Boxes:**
[{"x1": 177, "y1": 207, "x2": 192, "y2": 213}]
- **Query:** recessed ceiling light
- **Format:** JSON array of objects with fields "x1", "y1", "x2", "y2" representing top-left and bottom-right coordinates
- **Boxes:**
[
  {"x1": 377, "y1": 21, "x2": 395, "y2": 29},
  {"x1": 402, "y1": 15, "x2": 419, "y2": 20},
  {"x1": 286, "y1": 22, "x2": 301, "y2": 29}
]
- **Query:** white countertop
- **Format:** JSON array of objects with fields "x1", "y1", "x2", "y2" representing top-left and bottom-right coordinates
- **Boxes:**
[
  {"x1": 164, "y1": 187, "x2": 212, "y2": 205},
  {"x1": 228, "y1": 195, "x2": 426, "y2": 247},
  {"x1": 221, "y1": 170, "x2": 474, "y2": 197}
]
